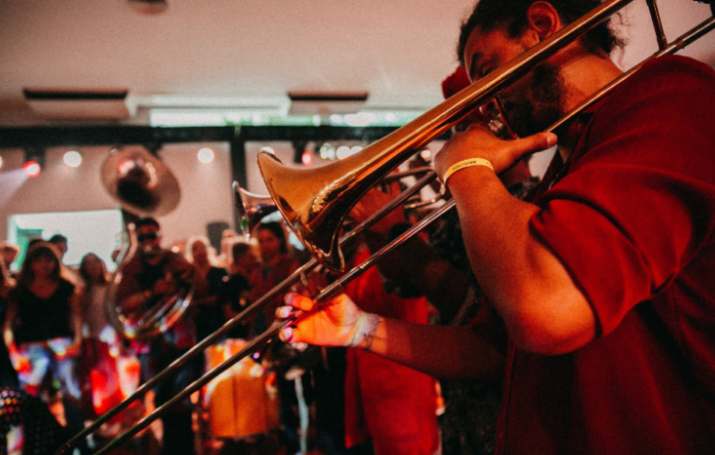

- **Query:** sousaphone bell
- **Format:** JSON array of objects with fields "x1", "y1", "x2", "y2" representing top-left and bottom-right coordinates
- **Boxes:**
[{"x1": 101, "y1": 145, "x2": 193, "y2": 340}]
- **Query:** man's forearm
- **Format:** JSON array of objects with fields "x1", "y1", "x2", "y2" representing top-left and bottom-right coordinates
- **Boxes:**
[{"x1": 355, "y1": 317, "x2": 504, "y2": 382}]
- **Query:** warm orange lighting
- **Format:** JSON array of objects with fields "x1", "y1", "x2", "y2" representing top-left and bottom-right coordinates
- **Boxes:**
[{"x1": 23, "y1": 160, "x2": 41, "y2": 178}]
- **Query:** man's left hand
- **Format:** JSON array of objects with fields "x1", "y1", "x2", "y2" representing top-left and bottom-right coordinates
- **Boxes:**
[{"x1": 434, "y1": 124, "x2": 556, "y2": 179}]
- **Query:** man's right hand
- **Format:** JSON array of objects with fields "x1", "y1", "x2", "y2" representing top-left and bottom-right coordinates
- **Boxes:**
[{"x1": 276, "y1": 292, "x2": 368, "y2": 348}]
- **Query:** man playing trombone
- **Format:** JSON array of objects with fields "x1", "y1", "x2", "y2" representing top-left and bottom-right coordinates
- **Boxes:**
[{"x1": 277, "y1": 0, "x2": 715, "y2": 454}]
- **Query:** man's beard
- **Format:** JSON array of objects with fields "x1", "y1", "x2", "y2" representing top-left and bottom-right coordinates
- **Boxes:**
[{"x1": 503, "y1": 62, "x2": 567, "y2": 138}]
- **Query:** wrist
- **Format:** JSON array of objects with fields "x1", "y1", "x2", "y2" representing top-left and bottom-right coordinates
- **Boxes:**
[
  {"x1": 441, "y1": 158, "x2": 494, "y2": 186},
  {"x1": 346, "y1": 312, "x2": 380, "y2": 351},
  {"x1": 359, "y1": 315, "x2": 381, "y2": 353}
]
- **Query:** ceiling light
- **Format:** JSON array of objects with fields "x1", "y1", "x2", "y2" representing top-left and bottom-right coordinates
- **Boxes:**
[
  {"x1": 318, "y1": 143, "x2": 336, "y2": 160},
  {"x1": 301, "y1": 151, "x2": 313, "y2": 167},
  {"x1": 64, "y1": 151, "x2": 82, "y2": 168},
  {"x1": 336, "y1": 146, "x2": 352, "y2": 160},
  {"x1": 23, "y1": 161, "x2": 41, "y2": 178},
  {"x1": 23, "y1": 148, "x2": 44, "y2": 178},
  {"x1": 344, "y1": 112, "x2": 377, "y2": 127},
  {"x1": 197, "y1": 147, "x2": 215, "y2": 164}
]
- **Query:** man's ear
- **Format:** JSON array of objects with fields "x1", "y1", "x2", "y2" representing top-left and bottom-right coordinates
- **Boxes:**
[{"x1": 526, "y1": 1, "x2": 562, "y2": 41}]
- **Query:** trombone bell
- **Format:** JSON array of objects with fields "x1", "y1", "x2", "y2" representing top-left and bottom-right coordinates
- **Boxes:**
[{"x1": 258, "y1": 146, "x2": 395, "y2": 273}]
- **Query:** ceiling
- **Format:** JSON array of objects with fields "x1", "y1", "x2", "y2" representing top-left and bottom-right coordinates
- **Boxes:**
[{"x1": 1, "y1": 0, "x2": 714, "y2": 127}]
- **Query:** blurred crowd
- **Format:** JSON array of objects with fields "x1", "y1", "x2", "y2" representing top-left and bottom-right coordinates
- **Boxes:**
[{"x1": 0, "y1": 214, "x2": 444, "y2": 455}]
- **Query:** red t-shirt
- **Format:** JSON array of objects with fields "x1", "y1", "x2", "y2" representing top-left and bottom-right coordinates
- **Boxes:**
[
  {"x1": 343, "y1": 244, "x2": 439, "y2": 455},
  {"x1": 485, "y1": 55, "x2": 715, "y2": 454}
]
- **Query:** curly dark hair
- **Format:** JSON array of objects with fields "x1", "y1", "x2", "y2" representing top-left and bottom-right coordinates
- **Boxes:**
[{"x1": 457, "y1": 0, "x2": 624, "y2": 66}]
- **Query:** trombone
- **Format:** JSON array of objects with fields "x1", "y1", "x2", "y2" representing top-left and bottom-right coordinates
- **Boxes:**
[{"x1": 60, "y1": 0, "x2": 715, "y2": 453}]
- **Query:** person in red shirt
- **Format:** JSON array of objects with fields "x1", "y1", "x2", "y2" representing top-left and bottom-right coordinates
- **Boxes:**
[
  {"x1": 249, "y1": 221, "x2": 301, "y2": 336},
  {"x1": 341, "y1": 241, "x2": 439, "y2": 455},
  {"x1": 276, "y1": 1, "x2": 715, "y2": 454}
]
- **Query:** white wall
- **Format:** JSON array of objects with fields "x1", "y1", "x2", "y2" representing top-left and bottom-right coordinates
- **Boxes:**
[{"x1": 0, "y1": 142, "x2": 235, "y2": 263}]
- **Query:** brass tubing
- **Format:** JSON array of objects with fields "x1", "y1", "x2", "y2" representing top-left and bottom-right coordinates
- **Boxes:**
[{"x1": 646, "y1": 0, "x2": 669, "y2": 50}]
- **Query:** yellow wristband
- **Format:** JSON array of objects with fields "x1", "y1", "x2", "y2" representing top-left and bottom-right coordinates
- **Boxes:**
[{"x1": 442, "y1": 158, "x2": 494, "y2": 185}]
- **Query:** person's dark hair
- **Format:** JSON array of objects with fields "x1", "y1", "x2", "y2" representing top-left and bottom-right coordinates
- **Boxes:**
[
  {"x1": 257, "y1": 222, "x2": 288, "y2": 255},
  {"x1": 232, "y1": 242, "x2": 253, "y2": 262},
  {"x1": 48, "y1": 234, "x2": 67, "y2": 245},
  {"x1": 135, "y1": 217, "x2": 160, "y2": 231},
  {"x1": 457, "y1": 0, "x2": 624, "y2": 66},
  {"x1": 15, "y1": 242, "x2": 62, "y2": 289},
  {"x1": 79, "y1": 252, "x2": 109, "y2": 286}
]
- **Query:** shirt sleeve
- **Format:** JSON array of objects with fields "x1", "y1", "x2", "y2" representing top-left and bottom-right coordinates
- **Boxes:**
[{"x1": 529, "y1": 56, "x2": 715, "y2": 336}]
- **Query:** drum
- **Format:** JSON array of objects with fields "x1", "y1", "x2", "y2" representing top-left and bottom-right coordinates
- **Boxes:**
[{"x1": 202, "y1": 339, "x2": 280, "y2": 439}]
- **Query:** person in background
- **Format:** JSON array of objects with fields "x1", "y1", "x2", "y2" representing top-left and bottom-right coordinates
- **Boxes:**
[
  {"x1": 115, "y1": 217, "x2": 198, "y2": 455},
  {"x1": 340, "y1": 234, "x2": 439, "y2": 455},
  {"x1": 49, "y1": 233, "x2": 84, "y2": 290},
  {"x1": 78, "y1": 253, "x2": 113, "y2": 346},
  {"x1": 185, "y1": 236, "x2": 229, "y2": 343},
  {"x1": 250, "y1": 221, "x2": 301, "y2": 336},
  {"x1": 3, "y1": 242, "x2": 85, "y2": 442},
  {"x1": 250, "y1": 221, "x2": 306, "y2": 453},
  {"x1": 77, "y1": 253, "x2": 122, "y2": 421},
  {"x1": 0, "y1": 241, "x2": 20, "y2": 279},
  {"x1": 48, "y1": 235, "x2": 68, "y2": 261},
  {"x1": 0, "y1": 251, "x2": 19, "y2": 388},
  {"x1": 221, "y1": 241, "x2": 259, "y2": 339},
  {"x1": 229, "y1": 241, "x2": 259, "y2": 280},
  {"x1": 218, "y1": 228, "x2": 240, "y2": 269},
  {"x1": 0, "y1": 252, "x2": 15, "y2": 299}
]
